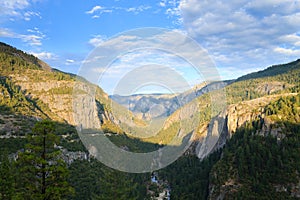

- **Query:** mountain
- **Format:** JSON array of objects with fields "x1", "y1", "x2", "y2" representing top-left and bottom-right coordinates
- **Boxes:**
[
  {"x1": 0, "y1": 42, "x2": 51, "y2": 71},
  {"x1": 236, "y1": 58, "x2": 300, "y2": 82},
  {"x1": 110, "y1": 93, "x2": 177, "y2": 119},
  {"x1": 0, "y1": 42, "x2": 299, "y2": 199},
  {"x1": 208, "y1": 94, "x2": 300, "y2": 199},
  {"x1": 110, "y1": 80, "x2": 231, "y2": 120},
  {"x1": 150, "y1": 59, "x2": 300, "y2": 199},
  {"x1": 0, "y1": 42, "x2": 147, "y2": 149},
  {"x1": 196, "y1": 59, "x2": 300, "y2": 156}
]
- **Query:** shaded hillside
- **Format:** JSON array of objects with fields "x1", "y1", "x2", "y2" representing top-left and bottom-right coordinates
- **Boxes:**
[{"x1": 236, "y1": 59, "x2": 300, "y2": 82}]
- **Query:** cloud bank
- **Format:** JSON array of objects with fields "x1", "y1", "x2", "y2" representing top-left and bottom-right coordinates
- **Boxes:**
[{"x1": 178, "y1": 0, "x2": 300, "y2": 77}]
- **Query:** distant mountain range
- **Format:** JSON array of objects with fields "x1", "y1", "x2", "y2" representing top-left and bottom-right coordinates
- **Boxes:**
[{"x1": 110, "y1": 80, "x2": 232, "y2": 120}]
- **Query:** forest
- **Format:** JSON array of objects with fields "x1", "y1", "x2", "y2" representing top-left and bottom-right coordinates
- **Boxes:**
[{"x1": 0, "y1": 42, "x2": 299, "y2": 199}]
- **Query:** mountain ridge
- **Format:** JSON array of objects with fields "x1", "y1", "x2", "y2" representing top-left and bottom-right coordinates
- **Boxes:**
[{"x1": 0, "y1": 41, "x2": 299, "y2": 199}]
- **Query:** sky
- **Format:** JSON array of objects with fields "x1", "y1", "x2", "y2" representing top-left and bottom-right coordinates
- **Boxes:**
[{"x1": 1, "y1": 0, "x2": 300, "y2": 94}]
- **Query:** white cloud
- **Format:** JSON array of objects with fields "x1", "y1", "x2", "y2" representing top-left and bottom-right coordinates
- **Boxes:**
[
  {"x1": 166, "y1": 7, "x2": 180, "y2": 17},
  {"x1": 177, "y1": 0, "x2": 300, "y2": 76},
  {"x1": 85, "y1": 5, "x2": 112, "y2": 16},
  {"x1": 274, "y1": 47, "x2": 300, "y2": 56},
  {"x1": 85, "y1": 5, "x2": 152, "y2": 17},
  {"x1": 125, "y1": 5, "x2": 151, "y2": 14},
  {"x1": 0, "y1": 0, "x2": 42, "y2": 20},
  {"x1": 159, "y1": 0, "x2": 167, "y2": 7},
  {"x1": 245, "y1": 0, "x2": 300, "y2": 15},
  {"x1": 86, "y1": 6, "x2": 103, "y2": 14},
  {"x1": 66, "y1": 59, "x2": 74, "y2": 63},
  {"x1": 20, "y1": 34, "x2": 43, "y2": 46},
  {"x1": 82, "y1": 56, "x2": 105, "y2": 64},
  {"x1": 157, "y1": 0, "x2": 182, "y2": 24},
  {"x1": 100, "y1": 35, "x2": 140, "y2": 50},
  {"x1": 81, "y1": 29, "x2": 217, "y2": 94},
  {"x1": 21, "y1": 28, "x2": 45, "y2": 46},
  {"x1": 88, "y1": 35, "x2": 107, "y2": 47},
  {"x1": 65, "y1": 59, "x2": 78, "y2": 65},
  {"x1": 279, "y1": 34, "x2": 300, "y2": 46},
  {"x1": 0, "y1": 28, "x2": 15, "y2": 37},
  {"x1": 0, "y1": 1, "x2": 44, "y2": 46},
  {"x1": 30, "y1": 52, "x2": 57, "y2": 60},
  {"x1": 24, "y1": 11, "x2": 41, "y2": 21},
  {"x1": 0, "y1": 27, "x2": 45, "y2": 46},
  {"x1": 0, "y1": 0, "x2": 30, "y2": 17}
]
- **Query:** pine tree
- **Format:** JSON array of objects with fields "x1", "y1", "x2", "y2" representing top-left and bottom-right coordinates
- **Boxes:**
[
  {"x1": 0, "y1": 151, "x2": 14, "y2": 199},
  {"x1": 92, "y1": 167, "x2": 139, "y2": 200},
  {"x1": 16, "y1": 120, "x2": 74, "y2": 200}
]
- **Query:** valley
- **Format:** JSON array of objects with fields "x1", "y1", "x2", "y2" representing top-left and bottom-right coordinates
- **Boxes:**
[{"x1": 0, "y1": 42, "x2": 299, "y2": 199}]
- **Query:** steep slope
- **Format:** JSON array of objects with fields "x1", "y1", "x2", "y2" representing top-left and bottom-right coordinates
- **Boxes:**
[
  {"x1": 0, "y1": 42, "x2": 134, "y2": 136},
  {"x1": 0, "y1": 42, "x2": 299, "y2": 199},
  {"x1": 154, "y1": 58, "x2": 300, "y2": 149},
  {"x1": 208, "y1": 94, "x2": 300, "y2": 199},
  {"x1": 196, "y1": 59, "x2": 300, "y2": 155},
  {"x1": 152, "y1": 61, "x2": 300, "y2": 200},
  {"x1": 196, "y1": 93, "x2": 298, "y2": 159},
  {"x1": 0, "y1": 42, "x2": 51, "y2": 71}
]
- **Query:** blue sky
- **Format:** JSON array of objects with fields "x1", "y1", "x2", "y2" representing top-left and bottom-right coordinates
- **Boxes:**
[{"x1": 1, "y1": 0, "x2": 300, "y2": 94}]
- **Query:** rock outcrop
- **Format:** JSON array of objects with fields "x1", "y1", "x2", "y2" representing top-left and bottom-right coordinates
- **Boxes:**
[{"x1": 195, "y1": 94, "x2": 297, "y2": 159}]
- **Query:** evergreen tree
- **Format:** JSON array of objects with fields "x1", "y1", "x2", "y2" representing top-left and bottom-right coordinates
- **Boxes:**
[
  {"x1": 16, "y1": 120, "x2": 74, "y2": 200},
  {"x1": 92, "y1": 167, "x2": 139, "y2": 200},
  {"x1": 0, "y1": 151, "x2": 14, "y2": 199}
]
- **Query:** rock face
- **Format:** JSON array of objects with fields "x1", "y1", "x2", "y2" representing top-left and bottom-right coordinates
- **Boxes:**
[
  {"x1": 0, "y1": 45, "x2": 121, "y2": 133},
  {"x1": 255, "y1": 81, "x2": 288, "y2": 95},
  {"x1": 0, "y1": 42, "x2": 147, "y2": 135},
  {"x1": 11, "y1": 75, "x2": 111, "y2": 129},
  {"x1": 17, "y1": 79, "x2": 76, "y2": 123},
  {"x1": 195, "y1": 94, "x2": 296, "y2": 159}
]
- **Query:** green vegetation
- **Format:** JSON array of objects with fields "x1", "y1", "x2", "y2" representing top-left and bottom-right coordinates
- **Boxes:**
[
  {"x1": 237, "y1": 59, "x2": 300, "y2": 81},
  {"x1": 101, "y1": 121, "x2": 124, "y2": 134},
  {"x1": 0, "y1": 77, "x2": 46, "y2": 117},
  {"x1": 0, "y1": 151, "x2": 15, "y2": 199},
  {"x1": 143, "y1": 122, "x2": 180, "y2": 145},
  {"x1": 0, "y1": 120, "x2": 75, "y2": 199},
  {"x1": 209, "y1": 94, "x2": 300, "y2": 199},
  {"x1": 265, "y1": 94, "x2": 300, "y2": 123},
  {"x1": 16, "y1": 120, "x2": 74, "y2": 199},
  {"x1": 152, "y1": 59, "x2": 300, "y2": 146},
  {"x1": 0, "y1": 42, "x2": 46, "y2": 70},
  {"x1": 92, "y1": 167, "x2": 140, "y2": 200},
  {"x1": 67, "y1": 160, "x2": 103, "y2": 200},
  {"x1": 159, "y1": 153, "x2": 221, "y2": 200},
  {"x1": 68, "y1": 159, "x2": 148, "y2": 200},
  {"x1": 107, "y1": 134, "x2": 161, "y2": 153},
  {"x1": 0, "y1": 138, "x2": 28, "y2": 154},
  {"x1": 0, "y1": 42, "x2": 299, "y2": 199}
]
